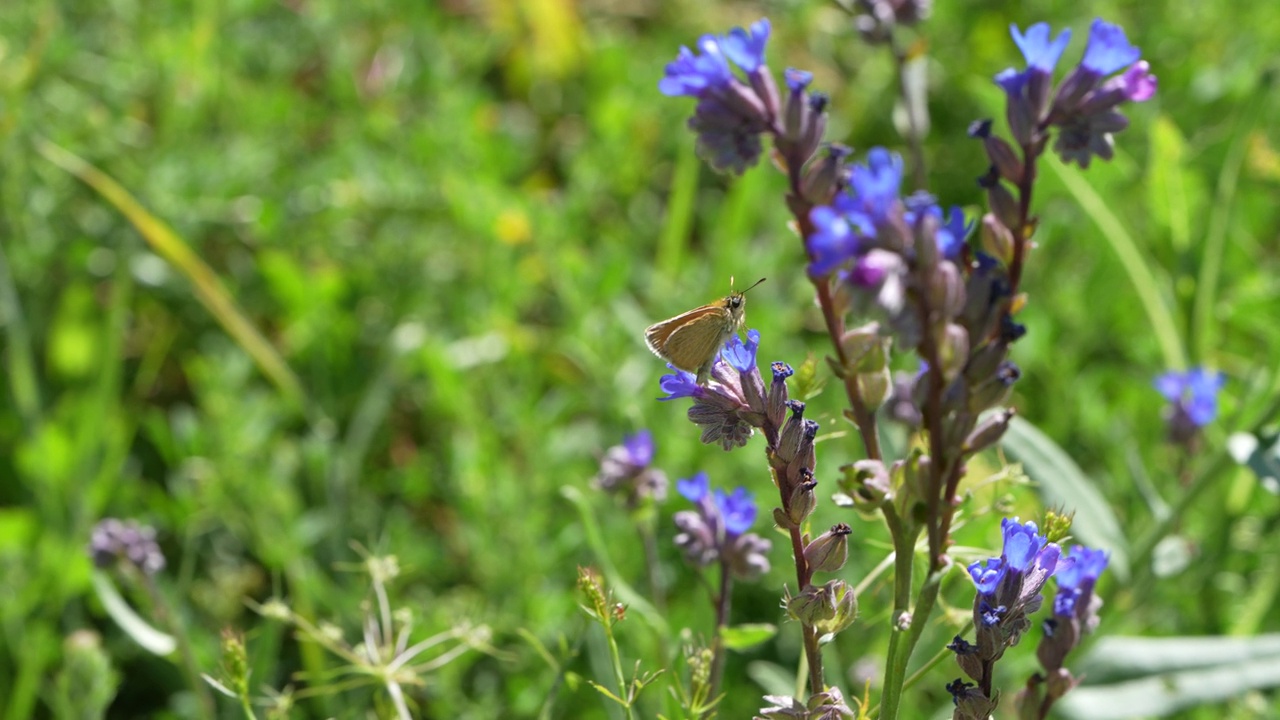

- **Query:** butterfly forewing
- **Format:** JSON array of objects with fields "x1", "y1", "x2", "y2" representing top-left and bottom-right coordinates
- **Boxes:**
[{"x1": 654, "y1": 307, "x2": 731, "y2": 373}]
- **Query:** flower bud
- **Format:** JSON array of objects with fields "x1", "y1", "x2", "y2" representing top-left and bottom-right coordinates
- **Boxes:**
[
  {"x1": 767, "y1": 361, "x2": 793, "y2": 432},
  {"x1": 981, "y1": 183, "x2": 1020, "y2": 250},
  {"x1": 726, "y1": 532, "x2": 772, "y2": 580},
  {"x1": 804, "y1": 524, "x2": 852, "y2": 574},
  {"x1": 788, "y1": 419, "x2": 819, "y2": 477},
  {"x1": 787, "y1": 584, "x2": 836, "y2": 626},
  {"x1": 947, "y1": 635, "x2": 983, "y2": 682},
  {"x1": 840, "y1": 459, "x2": 891, "y2": 510},
  {"x1": 840, "y1": 323, "x2": 882, "y2": 369},
  {"x1": 930, "y1": 261, "x2": 967, "y2": 322},
  {"x1": 787, "y1": 471, "x2": 818, "y2": 525},
  {"x1": 856, "y1": 367, "x2": 891, "y2": 409},
  {"x1": 748, "y1": 65, "x2": 781, "y2": 127},
  {"x1": 938, "y1": 323, "x2": 970, "y2": 380},
  {"x1": 964, "y1": 408, "x2": 1015, "y2": 454},
  {"x1": 984, "y1": 134, "x2": 1024, "y2": 185},
  {"x1": 776, "y1": 400, "x2": 807, "y2": 461},
  {"x1": 813, "y1": 580, "x2": 858, "y2": 635},
  {"x1": 968, "y1": 360, "x2": 1021, "y2": 413}
]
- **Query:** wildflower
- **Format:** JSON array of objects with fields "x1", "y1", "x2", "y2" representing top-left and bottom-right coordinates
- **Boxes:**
[
  {"x1": 1155, "y1": 367, "x2": 1225, "y2": 445},
  {"x1": 673, "y1": 472, "x2": 771, "y2": 579},
  {"x1": 658, "y1": 332, "x2": 781, "y2": 450},
  {"x1": 660, "y1": 19, "x2": 779, "y2": 174},
  {"x1": 593, "y1": 430, "x2": 668, "y2": 505},
  {"x1": 89, "y1": 518, "x2": 165, "y2": 576}
]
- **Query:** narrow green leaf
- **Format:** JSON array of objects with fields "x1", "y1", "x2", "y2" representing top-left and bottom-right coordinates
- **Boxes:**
[
  {"x1": 721, "y1": 623, "x2": 777, "y2": 651},
  {"x1": 1060, "y1": 636, "x2": 1280, "y2": 719},
  {"x1": 1048, "y1": 157, "x2": 1184, "y2": 371},
  {"x1": 91, "y1": 572, "x2": 177, "y2": 656},
  {"x1": 999, "y1": 416, "x2": 1130, "y2": 581},
  {"x1": 36, "y1": 139, "x2": 311, "y2": 417}
]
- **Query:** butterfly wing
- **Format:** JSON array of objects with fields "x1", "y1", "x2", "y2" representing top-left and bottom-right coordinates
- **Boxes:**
[{"x1": 650, "y1": 307, "x2": 730, "y2": 373}]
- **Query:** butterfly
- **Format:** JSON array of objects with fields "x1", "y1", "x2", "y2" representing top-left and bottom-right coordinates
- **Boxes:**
[{"x1": 644, "y1": 278, "x2": 765, "y2": 385}]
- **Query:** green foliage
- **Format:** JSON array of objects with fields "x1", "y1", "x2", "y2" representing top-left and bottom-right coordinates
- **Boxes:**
[{"x1": 2, "y1": 0, "x2": 1279, "y2": 718}]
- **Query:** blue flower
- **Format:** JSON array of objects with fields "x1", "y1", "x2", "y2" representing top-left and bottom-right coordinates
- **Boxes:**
[
  {"x1": 842, "y1": 147, "x2": 904, "y2": 223},
  {"x1": 1080, "y1": 19, "x2": 1141, "y2": 76},
  {"x1": 660, "y1": 37, "x2": 733, "y2": 97},
  {"x1": 677, "y1": 471, "x2": 710, "y2": 503},
  {"x1": 715, "y1": 487, "x2": 758, "y2": 536},
  {"x1": 994, "y1": 67, "x2": 1029, "y2": 97},
  {"x1": 1001, "y1": 517, "x2": 1046, "y2": 572},
  {"x1": 1010, "y1": 22, "x2": 1072, "y2": 73},
  {"x1": 1053, "y1": 545, "x2": 1109, "y2": 616},
  {"x1": 719, "y1": 18, "x2": 771, "y2": 74},
  {"x1": 905, "y1": 195, "x2": 970, "y2": 260},
  {"x1": 1155, "y1": 367, "x2": 1226, "y2": 427},
  {"x1": 807, "y1": 205, "x2": 869, "y2": 276},
  {"x1": 721, "y1": 329, "x2": 761, "y2": 373},
  {"x1": 621, "y1": 430, "x2": 654, "y2": 467},
  {"x1": 968, "y1": 557, "x2": 1005, "y2": 595},
  {"x1": 659, "y1": 365, "x2": 703, "y2": 401},
  {"x1": 785, "y1": 67, "x2": 813, "y2": 92}
]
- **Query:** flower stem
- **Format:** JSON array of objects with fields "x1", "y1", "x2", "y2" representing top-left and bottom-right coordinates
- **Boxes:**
[{"x1": 708, "y1": 560, "x2": 734, "y2": 699}]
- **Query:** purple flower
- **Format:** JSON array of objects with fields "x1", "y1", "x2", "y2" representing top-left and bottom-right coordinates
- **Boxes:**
[
  {"x1": 719, "y1": 18, "x2": 771, "y2": 74},
  {"x1": 1001, "y1": 517, "x2": 1046, "y2": 572},
  {"x1": 722, "y1": 329, "x2": 760, "y2": 373},
  {"x1": 1080, "y1": 19, "x2": 1141, "y2": 76},
  {"x1": 1053, "y1": 545, "x2": 1109, "y2": 616},
  {"x1": 659, "y1": 365, "x2": 703, "y2": 401},
  {"x1": 715, "y1": 487, "x2": 758, "y2": 536},
  {"x1": 807, "y1": 205, "x2": 869, "y2": 276},
  {"x1": 660, "y1": 38, "x2": 733, "y2": 97},
  {"x1": 677, "y1": 471, "x2": 711, "y2": 502},
  {"x1": 785, "y1": 67, "x2": 813, "y2": 91},
  {"x1": 1121, "y1": 61, "x2": 1157, "y2": 102},
  {"x1": 89, "y1": 518, "x2": 166, "y2": 576},
  {"x1": 968, "y1": 557, "x2": 1005, "y2": 595},
  {"x1": 1155, "y1": 367, "x2": 1225, "y2": 427},
  {"x1": 994, "y1": 67, "x2": 1029, "y2": 97},
  {"x1": 1011, "y1": 22, "x2": 1073, "y2": 74},
  {"x1": 905, "y1": 196, "x2": 971, "y2": 260},
  {"x1": 842, "y1": 147, "x2": 904, "y2": 223},
  {"x1": 622, "y1": 430, "x2": 654, "y2": 466}
]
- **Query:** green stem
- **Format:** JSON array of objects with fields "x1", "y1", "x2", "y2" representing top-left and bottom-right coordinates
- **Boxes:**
[{"x1": 708, "y1": 560, "x2": 733, "y2": 702}]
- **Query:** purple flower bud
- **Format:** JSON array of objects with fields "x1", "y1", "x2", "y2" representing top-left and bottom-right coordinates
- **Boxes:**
[{"x1": 1121, "y1": 60, "x2": 1157, "y2": 102}]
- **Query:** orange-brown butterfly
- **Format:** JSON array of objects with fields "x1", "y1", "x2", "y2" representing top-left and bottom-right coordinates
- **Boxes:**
[{"x1": 644, "y1": 277, "x2": 765, "y2": 385}]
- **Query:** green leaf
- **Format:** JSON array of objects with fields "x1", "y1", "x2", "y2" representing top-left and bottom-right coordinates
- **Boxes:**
[
  {"x1": 1058, "y1": 635, "x2": 1280, "y2": 719},
  {"x1": 721, "y1": 623, "x2": 777, "y2": 651},
  {"x1": 999, "y1": 416, "x2": 1130, "y2": 581},
  {"x1": 90, "y1": 572, "x2": 176, "y2": 656}
]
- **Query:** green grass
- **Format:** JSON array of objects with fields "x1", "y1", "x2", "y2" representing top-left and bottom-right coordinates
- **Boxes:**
[{"x1": 2, "y1": 0, "x2": 1280, "y2": 718}]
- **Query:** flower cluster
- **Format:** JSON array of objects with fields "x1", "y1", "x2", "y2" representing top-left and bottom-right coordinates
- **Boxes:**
[
  {"x1": 948, "y1": 519, "x2": 1110, "y2": 719},
  {"x1": 993, "y1": 19, "x2": 1155, "y2": 168},
  {"x1": 1154, "y1": 367, "x2": 1225, "y2": 445},
  {"x1": 89, "y1": 518, "x2": 166, "y2": 576},
  {"x1": 948, "y1": 518, "x2": 1060, "y2": 719},
  {"x1": 660, "y1": 330, "x2": 794, "y2": 451},
  {"x1": 660, "y1": 19, "x2": 836, "y2": 200},
  {"x1": 673, "y1": 472, "x2": 771, "y2": 579},
  {"x1": 593, "y1": 430, "x2": 669, "y2": 506}
]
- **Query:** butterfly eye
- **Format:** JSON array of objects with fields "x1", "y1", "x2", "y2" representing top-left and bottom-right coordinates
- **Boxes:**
[{"x1": 729, "y1": 296, "x2": 742, "y2": 308}]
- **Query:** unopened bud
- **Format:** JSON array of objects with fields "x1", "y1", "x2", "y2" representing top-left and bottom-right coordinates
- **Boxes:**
[
  {"x1": 767, "y1": 362, "x2": 793, "y2": 431},
  {"x1": 787, "y1": 473, "x2": 818, "y2": 525},
  {"x1": 840, "y1": 323, "x2": 883, "y2": 368},
  {"x1": 938, "y1": 323, "x2": 970, "y2": 379},
  {"x1": 787, "y1": 584, "x2": 836, "y2": 626},
  {"x1": 983, "y1": 182, "x2": 1020, "y2": 245},
  {"x1": 813, "y1": 580, "x2": 858, "y2": 635},
  {"x1": 789, "y1": 419, "x2": 819, "y2": 476},
  {"x1": 749, "y1": 66, "x2": 781, "y2": 127},
  {"x1": 984, "y1": 135, "x2": 1024, "y2": 184},
  {"x1": 776, "y1": 400, "x2": 807, "y2": 461},
  {"x1": 856, "y1": 367, "x2": 891, "y2": 409},
  {"x1": 930, "y1": 261, "x2": 967, "y2": 321},
  {"x1": 800, "y1": 142, "x2": 849, "y2": 207},
  {"x1": 964, "y1": 408, "x2": 1015, "y2": 454},
  {"x1": 804, "y1": 524, "x2": 852, "y2": 574}
]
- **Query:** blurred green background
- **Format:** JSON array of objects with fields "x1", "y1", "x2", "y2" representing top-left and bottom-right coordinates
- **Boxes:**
[{"x1": 2, "y1": 0, "x2": 1279, "y2": 717}]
